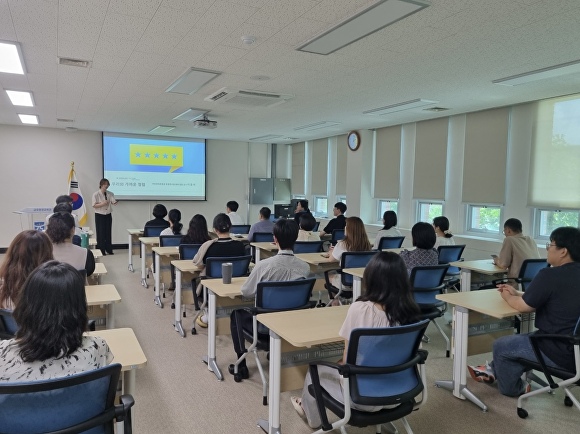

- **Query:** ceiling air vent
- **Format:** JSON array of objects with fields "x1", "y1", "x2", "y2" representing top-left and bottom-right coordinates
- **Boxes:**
[
  {"x1": 58, "y1": 57, "x2": 90, "y2": 68},
  {"x1": 205, "y1": 88, "x2": 293, "y2": 108},
  {"x1": 423, "y1": 107, "x2": 450, "y2": 112}
]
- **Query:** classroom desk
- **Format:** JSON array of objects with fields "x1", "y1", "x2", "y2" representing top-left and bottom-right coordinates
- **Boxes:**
[
  {"x1": 139, "y1": 236, "x2": 159, "y2": 287},
  {"x1": 152, "y1": 246, "x2": 179, "y2": 308},
  {"x1": 87, "y1": 262, "x2": 107, "y2": 285},
  {"x1": 89, "y1": 237, "x2": 97, "y2": 247},
  {"x1": 85, "y1": 284, "x2": 121, "y2": 329},
  {"x1": 257, "y1": 306, "x2": 349, "y2": 434},
  {"x1": 127, "y1": 229, "x2": 143, "y2": 272},
  {"x1": 434, "y1": 289, "x2": 519, "y2": 412},
  {"x1": 91, "y1": 249, "x2": 102, "y2": 260},
  {"x1": 295, "y1": 252, "x2": 340, "y2": 275},
  {"x1": 201, "y1": 277, "x2": 249, "y2": 380},
  {"x1": 450, "y1": 259, "x2": 506, "y2": 292},
  {"x1": 251, "y1": 242, "x2": 279, "y2": 263},
  {"x1": 172, "y1": 260, "x2": 203, "y2": 337}
]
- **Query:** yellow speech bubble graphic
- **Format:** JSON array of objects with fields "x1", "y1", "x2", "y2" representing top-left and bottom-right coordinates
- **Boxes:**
[{"x1": 129, "y1": 144, "x2": 183, "y2": 172}]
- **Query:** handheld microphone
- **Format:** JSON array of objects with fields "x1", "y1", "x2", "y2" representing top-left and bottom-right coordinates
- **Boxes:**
[{"x1": 104, "y1": 192, "x2": 107, "y2": 200}]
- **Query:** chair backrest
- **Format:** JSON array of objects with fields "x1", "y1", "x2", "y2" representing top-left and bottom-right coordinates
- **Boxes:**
[
  {"x1": 518, "y1": 259, "x2": 549, "y2": 291},
  {"x1": 346, "y1": 320, "x2": 429, "y2": 406},
  {"x1": 409, "y1": 265, "x2": 450, "y2": 305},
  {"x1": 340, "y1": 251, "x2": 377, "y2": 287},
  {"x1": 159, "y1": 235, "x2": 182, "y2": 247},
  {"x1": 312, "y1": 221, "x2": 320, "y2": 232},
  {"x1": 437, "y1": 244, "x2": 466, "y2": 274},
  {"x1": 0, "y1": 309, "x2": 18, "y2": 339},
  {"x1": 179, "y1": 243, "x2": 202, "y2": 260},
  {"x1": 230, "y1": 225, "x2": 251, "y2": 234},
  {"x1": 253, "y1": 232, "x2": 274, "y2": 242},
  {"x1": 293, "y1": 240, "x2": 324, "y2": 253},
  {"x1": 378, "y1": 236, "x2": 405, "y2": 249},
  {"x1": 331, "y1": 229, "x2": 345, "y2": 245},
  {"x1": 205, "y1": 255, "x2": 252, "y2": 278},
  {"x1": 0, "y1": 363, "x2": 123, "y2": 434},
  {"x1": 143, "y1": 225, "x2": 165, "y2": 237},
  {"x1": 256, "y1": 277, "x2": 316, "y2": 310}
]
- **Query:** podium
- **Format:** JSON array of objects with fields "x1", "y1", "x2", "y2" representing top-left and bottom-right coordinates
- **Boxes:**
[{"x1": 13, "y1": 207, "x2": 54, "y2": 231}]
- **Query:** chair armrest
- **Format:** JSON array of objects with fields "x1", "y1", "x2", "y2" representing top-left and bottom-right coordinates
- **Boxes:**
[
  {"x1": 308, "y1": 362, "x2": 343, "y2": 432},
  {"x1": 115, "y1": 394, "x2": 135, "y2": 434},
  {"x1": 323, "y1": 268, "x2": 340, "y2": 287},
  {"x1": 418, "y1": 349, "x2": 429, "y2": 364}
]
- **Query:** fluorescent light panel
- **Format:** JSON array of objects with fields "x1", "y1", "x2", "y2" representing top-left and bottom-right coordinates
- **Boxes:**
[
  {"x1": 493, "y1": 59, "x2": 580, "y2": 86},
  {"x1": 249, "y1": 134, "x2": 282, "y2": 141},
  {"x1": 363, "y1": 98, "x2": 438, "y2": 115},
  {"x1": 294, "y1": 121, "x2": 341, "y2": 131},
  {"x1": 166, "y1": 67, "x2": 221, "y2": 95},
  {"x1": 148, "y1": 126, "x2": 175, "y2": 134},
  {"x1": 297, "y1": 0, "x2": 430, "y2": 55},
  {"x1": 173, "y1": 108, "x2": 208, "y2": 122},
  {"x1": 0, "y1": 41, "x2": 25, "y2": 74},
  {"x1": 6, "y1": 90, "x2": 34, "y2": 106},
  {"x1": 18, "y1": 114, "x2": 38, "y2": 124}
]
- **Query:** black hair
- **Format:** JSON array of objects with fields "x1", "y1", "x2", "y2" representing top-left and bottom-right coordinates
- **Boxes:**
[
  {"x1": 299, "y1": 213, "x2": 317, "y2": 231},
  {"x1": 55, "y1": 195, "x2": 73, "y2": 204},
  {"x1": 260, "y1": 207, "x2": 271, "y2": 219},
  {"x1": 184, "y1": 214, "x2": 211, "y2": 244},
  {"x1": 227, "y1": 201, "x2": 239, "y2": 212},
  {"x1": 297, "y1": 199, "x2": 309, "y2": 212},
  {"x1": 411, "y1": 222, "x2": 436, "y2": 249},
  {"x1": 168, "y1": 209, "x2": 183, "y2": 234},
  {"x1": 504, "y1": 218, "x2": 523, "y2": 233},
  {"x1": 213, "y1": 213, "x2": 232, "y2": 234},
  {"x1": 358, "y1": 252, "x2": 420, "y2": 325},
  {"x1": 13, "y1": 261, "x2": 88, "y2": 362},
  {"x1": 99, "y1": 178, "x2": 110, "y2": 188},
  {"x1": 551, "y1": 227, "x2": 580, "y2": 262},
  {"x1": 334, "y1": 202, "x2": 347, "y2": 214},
  {"x1": 433, "y1": 216, "x2": 453, "y2": 238},
  {"x1": 152, "y1": 204, "x2": 168, "y2": 219},
  {"x1": 274, "y1": 219, "x2": 299, "y2": 250},
  {"x1": 46, "y1": 212, "x2": 75, "y2": 244},
  {"x1": 382, "y1": 210, "x2": 397, "y2": 230},
  {"x1": 53, "y1": 202, "x2": 73, "y2": 214}
]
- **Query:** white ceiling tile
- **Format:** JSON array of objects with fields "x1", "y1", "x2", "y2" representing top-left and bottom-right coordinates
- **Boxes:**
[
  {"x1": 220, "y1": 23, "x2": 279, "y2": 50},
  {"x1": 176, "y1": 27, "x2": 230, "y2": 51},
  {"x1": 163, "y1": 47, "x2": 207, "y2": 68},
  {"x1": 195, "y1": 0, "x2": 259, "y2": 34},
  {"x1": 58, "y1": 0, "x2": 109, "y2": 22},
  {"x1": 9, "y1": 0, "x2": 57, "y2": 49},
  {"x1": 101, "y1": 13, "x2": 151, "y2": 41},
  {"x1": 269, "y1": 17, "x2": 327, "y2": 47},
  {"x1": 246, "y1": 0, "x2": 321, "y2": 28},
  {"x1": 201, "y1": 45, "x2": 248, "y2": 68},
  {"x1": 145, "y1": 5, "x2": 199, "y2": 38},
  {"x1": 134, "y1": 32, "x2": 183, "y2": 56},
  {"x1": 57, "y1": 19, "x2": 102, "y2": 59},
  {"x1": 91, "y1": 53, "x2": 128, "y2": 72},
  {"x1": 0, "y1": 0, "x2": 17, "y2": 40},
  {"x1": 160, "y1": 0, "x2": 213, "y2": 12},
  {"x1": 305, "y1": 0, "x2": 375, "y2": 24},
  {"x1": 108, "y1": 0, "x2": 163, "y2": 19},
  {"x1": 94, "y1": 37, "x2": 139, "y2": 58},
  {"x1": 26, "y1": 73, "x2": 56, "y2": 94}
]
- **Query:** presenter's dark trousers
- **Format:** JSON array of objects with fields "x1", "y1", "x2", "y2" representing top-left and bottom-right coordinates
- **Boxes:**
[{"x1": 95, "y1": 213, "x2": 113, "y2": 254}]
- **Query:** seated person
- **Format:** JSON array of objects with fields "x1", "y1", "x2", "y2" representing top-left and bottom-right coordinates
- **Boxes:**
[
  {"x1": 469, "y1": 227, "x2": 580, "y2": 396},
  {"x1": 144, "y1": 204, "x2": 170, "y2": 231},
  {"x1": 0, "y1": 230, "x2": 53, "y2": 310},
  {"x1": 293, "y1": 200, "x2": 311, "y2": 225},
  {"x1": 161, "y1": 209, "x2": 183, "y2": 236},
  {"x1": 47, "y1": 213, "x2": 95, "y2": 277},
  {"x1": 433, "y1": 215, "x2": 455, "y2": 249},
  {"x1": 319, "y1": 202, "x2": 347, "y2": 237},
  {"x1": 0, "y1": 261, "x2": 113, "y2": 381},
  {"x1": 493, "y1": 218, "x2": 540, "y2": 278},
  {"x1": 247, "y1": 207, "x2": 275, "y2": 242},
  {"x1": 49, "y1": 202, "x2": 82, "y2": 246},
  {"x1": 372, "y1": 210, "x2": 402, "y2": 249},
  {"x1": 291, "y1": 252, "x2": 421, "y2": 429},
  {"x1": 229, "y1": 219, "x2": 310, "y2": 379},
  {"x1": 226, "y1": 200, "x2": 244, "y2": 225},
  {"x1": 400, "y1": 222, "x2": 438, "y2": 275},
  {"x1": 44, "y1": 195, "x2": 80, "y2": 228},
  {"x1": 180, "y1": 214, "x2": 212, "y2": 245},
  {"x1": 297, "y1": 213, "x2": 321, "y2": 242}
]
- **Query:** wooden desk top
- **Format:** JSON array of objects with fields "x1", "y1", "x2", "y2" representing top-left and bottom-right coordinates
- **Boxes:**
[
  {"x1": 342, "y1": 267, "x2": 365, "y2": 278},
  {"x1": 89, "y1": 238, "x2": 97, "y2": 246},
  {"x1": 152, "y1": 246, "x2": 179, "y2": 256},
  {"x1": 295, "y1": 252, "x2": 337, "y2": 266},
  {"x1": 139, "y1": 236, "x2": 160, "y2": 245},
  {"x1": 258, "y1": 305, "x2": 349, "y2": 347},
  {"x1": 230, "y1": 234, "x2": 249, "y2": 241},
  {"x1": 94, "y1": 262, "x2": 107, "y2": 275},
  {"x1": 88, "y1": 328, "x2": 147, "y2": 371},
  {"x1": 203, "y1": 277, "x2": 248, "y2": 298},
  {"x1": 127, "y1": 228, "x2": 144, "y2": 235},
  {"x1": 437, "y1": 289, "x2": 519, "y2": 319},
  {"x1": 250, "y1": 242, "x2": 279, "y2": 251},
  {"x1": 450, "y1": 259, "x2": 506, "y2": 275},
  {"x1": 171, "y1": 259, "x2": 203, "y2": 273},
  {"x1": 85, "y1": 284, "x2": 121, "y2": 305},
  {"x1": 91, "y1": 249, "x2": 102, "y2": 259},
  {"x1": 381, "y1": 247, "x2": 408, "y2": 254}
]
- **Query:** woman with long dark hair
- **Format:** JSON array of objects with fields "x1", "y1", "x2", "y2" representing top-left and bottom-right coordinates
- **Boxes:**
[
  {"x1": 161, "y1": 209, "x2": 183, "y2": 236},
  {"x1": 292, "y1": 252, "x2": 420, "y2": 428},
  {"x1": 47, "y1": 212, "x2": 95, "y2": 276},
  {"x1": 181, "y1": 214, "x2": 212, "y2": 245},
  {"x1": 372, "y1": 210, "x2": 402, "y2": 249}
]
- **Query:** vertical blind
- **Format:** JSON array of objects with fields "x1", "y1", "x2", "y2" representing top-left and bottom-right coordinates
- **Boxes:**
[
  {"x1": 291, "y1": 142, "x2": 305, "y2": 195},
  {"x1": 413, "y1": 117, "x2": 448, "y2": 200},
  {"x1": 462, "y1": 107, "x2": 509, "y2": 204},
  {"x1": 336, "y1": 134, "x2": 348, "y2": 195},
  {"x1": 374, "y1": 126, "x2": 401, "y2": 198},
  {"x1": 310, "y1": 139, "x2": 328, "y2": 195}
]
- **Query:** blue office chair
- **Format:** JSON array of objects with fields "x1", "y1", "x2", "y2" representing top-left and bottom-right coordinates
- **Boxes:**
[
  {"x1": 313, "y1": 221, "x2": 320, "y2": 232},
  {"x1": 230, "y1": 225, "x2": 251, "y2": 234},
  {"x1": 143, "y1": 225, "x2": 166, "y2": 237},
  {"x1": 252, "y1": 232, "x2": 274, "y2": 242},
  {"x1": 191, "y1": 255, "x2": 252, "y2": 335},
  {"x1": 377, "y1": 236, "x2": 405, "y2": 250},
  {"x1": 331, "y1": 229, "x2": 345, "y2": 246},
  {"x1": 493, "y1": 258, "x2": 548, "y2": 292},
  {"x1": 324, "y1": 251, "x2": 377, "y2": 305},
  {"x1": 179, "y1": 243, "x2": 202, "y2": 260},
  {"x1": 409, "y1": 265, "x2": 450, "y2": 357},
  {"x1": 294, "y1": 240, "x2": 324, "y2": 253},
  {"x1": 437, "y1": 244, "x2": 466, "y2": 291},
  {"x1": 307, "y1": 320, "x2": 430, "y2": 433},
  {"x1": 0, "y1": 308, "x2": 18, "y2": 340},
  {"x1": 229, "y1": 277, "x2": 316, "y2": 404},
  {"x1": 159, "y1": 234, "x2": 182, "y2": 247},
  {"x1": 0, "y1": 363, "x2": 134, "y2": 434}
]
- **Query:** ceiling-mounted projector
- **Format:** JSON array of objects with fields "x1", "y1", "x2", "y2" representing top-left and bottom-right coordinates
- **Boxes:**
[{"x1": 191, "y1": 115, "x2": 217, "y2": 129}]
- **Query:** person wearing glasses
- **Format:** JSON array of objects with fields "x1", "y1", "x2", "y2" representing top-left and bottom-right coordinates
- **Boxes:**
[
  {"x1": 492, "y1": 218, "x2": 539, "y2": 278},
  {"x1": 469, "y1": 227, "x2": 580, "y2": 396}
]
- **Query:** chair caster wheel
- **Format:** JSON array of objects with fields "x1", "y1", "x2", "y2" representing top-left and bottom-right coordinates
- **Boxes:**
[
  {"x1": 263, "y1": 397, "x2": 268, "y2": 406},
  {"x1": 234, "y1": 373, "x2": 243, "y2": 383},
  {"x1": 191, "y1": 328, "x2": 197, "y2": 335},
  {"x1": 171, "y1": 303, "x2": 175, "y2": 309},
  {"x1": 183, "y1": 312, "x2": 186, "y2": 318},
  {"x1": 517, "y1": 408, "x2": 528, "y2": 419},
  {"x1": 163, "y1": 293, "x2": 166, "y2": 298},
  {"x1": 564, "y1": 396, "x2": 573, "y2": 407},
  {"x1": 446, "y1": 350, "x2": 450, "y2": 358}
]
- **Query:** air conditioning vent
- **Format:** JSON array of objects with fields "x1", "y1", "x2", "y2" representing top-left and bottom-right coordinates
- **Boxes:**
[
  {"x1": 205, "y1": 87, "x2": 293, "y2": 108},
  {"x1": 58, "y1": 57, "x2": 90, "y2": 68}
]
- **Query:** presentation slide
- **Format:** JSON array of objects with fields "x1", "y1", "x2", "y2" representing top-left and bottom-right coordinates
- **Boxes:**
[{"x1": 103, "y1": 132, "x2": 206, "y2": 200}]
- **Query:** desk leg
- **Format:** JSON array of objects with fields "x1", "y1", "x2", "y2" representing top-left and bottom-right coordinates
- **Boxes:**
[
  {"x1": 106, "y1": 304, "x2": 115, "y2": 329},
  {"x1": 255, "y1": 248, "x2": 261, "y2": 263},
  {"x1": 460, "y1": 268, "x2": 471, "y2": 292},
  {"x1": 154, "y1": 253, "x2": 163, "y2": 308},
  {"x1": 352, "y1": 276, "x2": 362, "y2": 300},
  {"x1": 140, "y1": 243, "x2": 148, "y2": 287},
  {"x1": 202, "y1": 288, "x2": 223, "y2": 380},
  {"x1": 174, "y1": 270, "x2": 185, "y2": 337},
  {"x1": 128, "y1": 233, "x2": 134, "y2": 272},
  {"x1": 258, "y1": 331, "x2": 282, "y2": 434}
]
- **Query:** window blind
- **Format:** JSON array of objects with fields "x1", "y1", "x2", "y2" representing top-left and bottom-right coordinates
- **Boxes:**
[
  {"x1": 336, "y1": 134, "x2": 348, "y2": 195},
  {"x1": 374, "y1": 126, "x2": 401, "y2": 198},
  {"x1": 291, "y1": 142, "x2": 305, "y2": 195},
  {"x1": 413, "y1": 117, "x2": 448, "y2": 200},
  {"x1": 310, "y1": 139, "x2": 328, "y2": 195}
]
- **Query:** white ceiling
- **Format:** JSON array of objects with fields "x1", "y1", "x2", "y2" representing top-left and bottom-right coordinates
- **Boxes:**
[{"x1": 1, "y1": 0, "x2": 580, "y2": 143}]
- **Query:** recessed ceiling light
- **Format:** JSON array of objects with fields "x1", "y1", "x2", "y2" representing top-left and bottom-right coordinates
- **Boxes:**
[
  {"x1": 166, "y1": 67, "x2": 221, "y2": 95},
  {"x1": 241, "y1": 35, "x2": 256, "y2": 45},
  {"x1": 0, "y1": 41, "x2": 25, "y2": 74},
  {"x1": 148, "y1": 126, "x2": 175, "y2": 134},
  {"x1": 6, "y1": 90, "x2": 34, "y2": 107},
  {"x1": 363, "y1": 98, "x2": 438, "y2": 115},
  {"x1": 249, "y1": 134, "x2": 283, "y2": 141},
  {"x1": 18, "y1": 114, "x2": 39, "y2": 124},
  {"x1": 173, "y1": 108, "x2": 208, "y2": 122},
  {"x1": 492, "y1": 59, "x2": 580, "y2": 86},
  {"x1": 294, "y1": 121, "x2": 341, "y2": 131}
]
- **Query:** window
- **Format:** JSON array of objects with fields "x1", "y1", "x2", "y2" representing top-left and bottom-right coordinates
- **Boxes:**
[
  {"x1": 534, "y1": 208, "x2": 580, "y2": 239},
  {"x1": 313, "y1": 196, "x2": 328, "y2": 217},
  {"x1": 417, "y1": 201, "x2": 443, "y2": 223},
  {"x1": 466, "y1": 204, "x2": 502, "y2": 234},
  {"x1": 378, "y1": 200, "x2": 399, "y2": 221},
  {"x1": 337, "y1": 195, "x2": 346, "y2": 205}
]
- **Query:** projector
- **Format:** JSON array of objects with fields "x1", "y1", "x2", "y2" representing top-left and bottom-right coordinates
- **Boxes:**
[{"x1": 192, "y1": 115, "x2": 217, "y2": 129}]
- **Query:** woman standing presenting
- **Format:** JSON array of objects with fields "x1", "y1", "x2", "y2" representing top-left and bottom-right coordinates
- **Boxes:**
[{"x1": 92, "y1": 178, "x2": 118, "y2": 255}]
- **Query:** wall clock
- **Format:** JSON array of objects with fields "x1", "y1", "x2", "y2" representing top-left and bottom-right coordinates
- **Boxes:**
[{"x1": 347, "y1": 130, "x2": 361, "y2": 151}]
